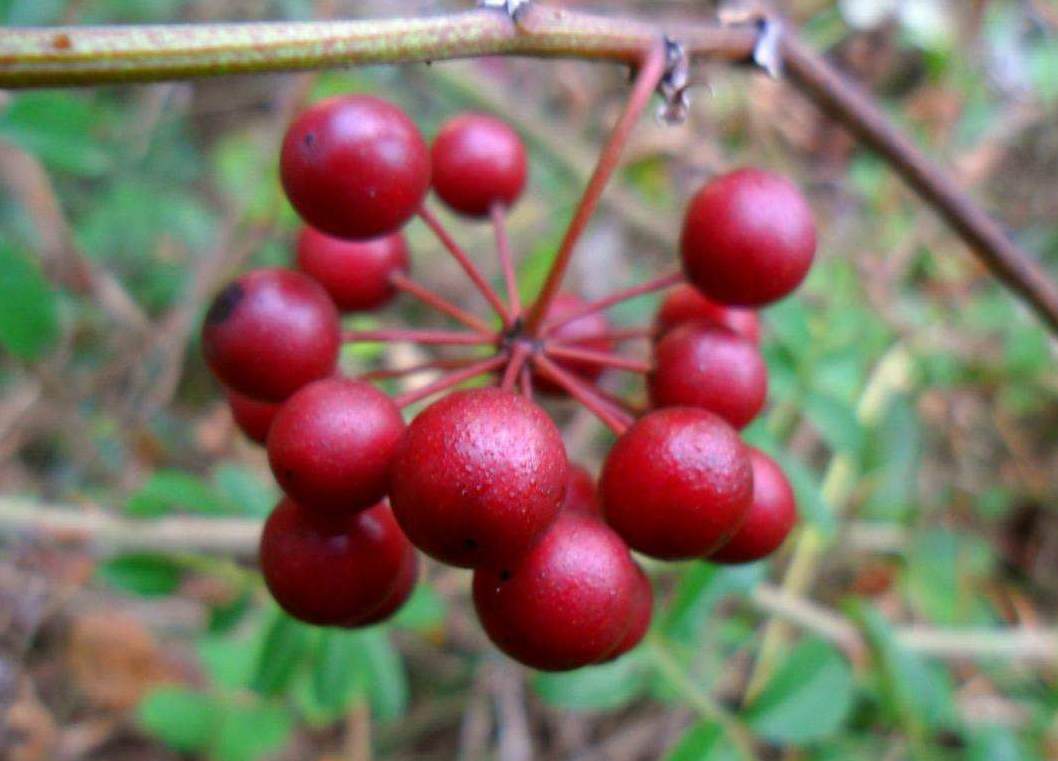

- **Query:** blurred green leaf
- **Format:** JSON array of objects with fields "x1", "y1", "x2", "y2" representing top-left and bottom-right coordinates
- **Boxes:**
[
  {"x1": 862, "y1": 394, "x2": 921, "y2": 521},
  {"x1": 904, "y1": 529, "x2": 993, "y2": 625},
  {"x1": 211, "y1": 702, "x2": 293, "y2": 761},
  {"x1": 198, "y1": 631, "x2": 261, "y2": 690},
  {"x1": 745, "y1": 638, "x2": 854, "y2": 744},
  {"x1": 353, "y1": 628, "x2": 408, "y2": 721},
  {"x1": 99, "y1": 553, "x2": 183, "y2": 597},
  {"x1": 391, "y1": 581, "x2": 448, "y2": 633},
  {"x1": 802, "y1": 391, "x2": 865, "y2": 461},
  {"x1": 0, "y1": 93, "x2": 112, "y2": 176},
  {"x1": 0, "y1": 241, "x2": 60, "y2": 360},
  {"x1": 311, "y1": 629, "x2": 367, "y2": 716},
  {"x1": 251, "y1": 611, "x2": 317, "y2": 697},
  {"x1": 663, "y1": 563, "x2": 764, "y2": 644},
  {"x1": 533, "y1": 650, "x2": 649, "y2": 712},
  {"x1": 663, "y1": 722, "x2": 739, "y2": 761},
  {"x1": 968, "y1": 726, "x2": 1040, "y2": 761},
  {"x1": 212, "y1": 464, "x2": 276, "y2": 517},
  {"x1": 137, "y1": 686, "x2": 217, "y2": 753},
  {"x1": 126, "y1": 469, "x2": 235, "y2": 517}
]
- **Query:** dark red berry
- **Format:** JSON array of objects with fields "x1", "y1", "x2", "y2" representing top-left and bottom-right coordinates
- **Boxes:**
[
  {"x1": 656, "y1": 283, "x2": 760, "y2": 343},
  {"x1": 280, "y1": 95, "x2": 430, "y2": 240},
  {"x1": 649, "y1": 322, "x2": 768, "y2": 429},
  {"x1": 343, "y1": 544, "x2": 419, "y2": 627},
  {"x1": 202, "y1": 268, "x2": 339, "y2": 402},
  {"x1": 534, "y1": 293, "x2": 614, "y2": 396},
  {"x1": 600, "y1": 408, "x2": 753, "y2": 560},
  {"x1": 267, "y1": 377, "x2": 406, "y2": 515},
  {"x1": 259, "y1": 498, "x2": 413, "y2": 626},
  {"x1": 296, "y1": 226, "x2": 409, "y2": 312},
  {"x1": 389, "y1": 388, "x2": 567, "y2": 568},
  {"x1": 431, "y1": 113, "x2": 528, "y2": 217},
  {"x1": 226, "y1": 388, "x2": 279, "y2": 445},
  {"x1": 472, "y1": 511, "x2": 639, "y2": 671},
  {"x1": 680, "y1": 168, "x2": 816, "y2": 306},
  {"x1": 562, "y1": 463, "x2": 599, "y2": 516},
  {"x1": 709, "y1": 448, "x2": 797, "y2": 564},
  {"x1": 605, "y1": 564, "x2": 652, "y2": 660}
]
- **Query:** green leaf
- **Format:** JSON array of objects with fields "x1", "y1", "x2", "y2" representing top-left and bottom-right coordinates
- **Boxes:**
[
  {"x1": 137, "y1": 686, "x2": 217, "y2": 752},
  {"x1": 251, "y1": 611, "x2": 317, "y2": 697},
  {"x1": 802, "y1": 391, "x2": 865, "y2": 460},
  {"x1": 744, "y1": 638, "x2": 854, "y2": 744},
  {"x1": 663, "y1": 722, "x2": 740, "y2": 761},
  {"x1": 98, "y1": 553, "x2": 183, "y2": 597},
  {"x1": 212, "y1": 464, "x2": 276, "y2": 517},
  {"x1": 311, "y1": 630, "x2": 367, "y2": 716},
  {"x1": 391, "y1": 582, "x2": 448, "y2": 633},
  {"x1": 0, "y1": 93, "x2": 112, "y2": 176},
  {"x1": 126, "y1": 469, "x2": 234, "y2": 517},
  {"x1": 663, "y1": 563, "x2": 764, "y2": 644},
  {"x1": 968, "y1": 726, "x2": 1040, "y2": 761},
  {"x1": 532, "y1": 650, "x2": 648, "y2": 712},
  {"x1": 210, "y1": 702, "x2": 293, "y2": 761},
  {"x1": 198, "y1": 631, "x2": 261, "y2": 690},
  {"x1": 353, "y1": 628, "x2": 408, "y2": 721},
  {"x1": 904, "y1": 529, "x2": 993, "y2": 625},
  {"x1": 0, "y1": 241, "x2": 60, "y2": 360}
]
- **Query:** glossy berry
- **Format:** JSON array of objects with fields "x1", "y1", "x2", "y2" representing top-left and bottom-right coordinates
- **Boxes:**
[
  {"x1": 389, "y1": 388, "x2": 567, "y2": 568},
  {"x1": 344, "y1": 545, "x2": 419, "y2": 627},
  {"x1": 473, "y1": 511, "x2": 639, "y2": 671},
  {"x1": 431, "y1": 113, "x2": 528, "y2": 217},
  {"x1": 296, "y1": 226, "x2": 409, "y2": 312},
  {"x1": 710, "y1": 448, "x2": 797, "y2": 564},
  {"x1": 600, "y1": 408, "x2": 753, "y2": 560},
  {"x1": 649, "y1": 322, "x2": 768, "y2": 429},
  {"x1": 680, "y1": 168, "x2": 816, "y2": 306},
  {"x1": 534, "y1": 293, "x2": 614, "y2": 396},
  {"x1": 656, "y1": 283, "x2": 761, "y2": 343},
  {"x1": 260, "y1": 498, "x2": 414, "y2": 627},
  {"x1": 605, "y1": 564, "x2": 653, "y2": 661},
  {"x1": 202, "y1": 268, "x2": 340, "y2": 402},
  {"x1": 562, "y1": 463, "x2": 599, "y2": 516},
  {"x1": 226, "y1": 388, "x2": 279, "y2": 445},
  {"x1": 280, "y1": 95, "x2": 430, "y2": 240},
  {"x1": 268, "y1": 378, "x2": 406, "y2": 515}
]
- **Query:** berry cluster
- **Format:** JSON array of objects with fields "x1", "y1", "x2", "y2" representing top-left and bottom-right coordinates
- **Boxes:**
[{"x1": 202, "y1": 91, "x2": 814, "y2": 671}]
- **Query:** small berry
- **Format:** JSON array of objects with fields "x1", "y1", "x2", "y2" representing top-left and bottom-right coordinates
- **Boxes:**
[
  {"x1": 605, "y1": 564, "x2": 653, "y2": 660},
  {"x1": 600, "y1": 408, "x2": 753, "y2": 560},
  {"x1": 680, "y1": 168, "x2": 816, "y2": 306},
  {"x1": 389, "y1": 388, "x2": 567, "y2": 568},
  {"x1": 431, "y1": 113, "x2": 528, "y2": 217},
  {"x1": 343, "y1": 545, "x2": 419, "y2": 627},
  {"x1": 202, "y1": 268, "x2": 339, "y2": 402},
  {"x1": 709, "y1": 449, "x2": 797, "y2": 564},
  {"x1": 267, "y1": 378, "x2": 406, "y2": 515},
  {"x1": 534, "y1": 293, "x2": 614, "y2": 396},
  {"x1": 260, "y1": 498, "x2": 414, "y2": 627},
  {"x1": 656, "y1": 283, "x2": 760, "y2": 343},
  {"x1": 472, "y1": 511, "x2": 639, "y2": 671},
  {"x1": 226, "y1": 388, "x2": 279, "y2": 445},
  {"x1": 562, "y1": 463, "x2": 599, "y2": 516},
  {"x1": 280, "y1": 95, "x2": 430, "y2": 240},
  {"x1": 649, "y1": 322, "x2": 768, "y2": 429},
  {"x1": 296, "y1": 226, "x2": 409, "y2": 312}
]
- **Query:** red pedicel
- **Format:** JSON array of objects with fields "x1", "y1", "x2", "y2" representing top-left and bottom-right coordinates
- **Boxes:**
[{"x1": 535, "y1": 292, "x2": 614, "y2": 396}]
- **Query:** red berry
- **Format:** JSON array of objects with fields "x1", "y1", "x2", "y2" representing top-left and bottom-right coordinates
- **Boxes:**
[
  {"x1": 655, "y1": 283, "x2": 760, "y2": 343},
  {"x1": 649, "y1": 322, "x2": 768, "y2": 429},
  {"x1": 431, "y1": 113, "x2": 528, "y2": 217},
  {"x1": 680, "y1": 168, "x2": 816, "y2": 306},
  {"x1": 562, "y1": 463, "x2": 600, "y2": 516},
  {"x1": 600, "y1": 408, "x2": 753, "y2": 560},
  {"x1": 259, "y1": 498, "x2": 413, "y2": 627},
  {"x1": 605, "y1": 564, "x2": 653, "y2": 660},
  {"x1": 202, "y1": 268, "x2": 339, "y2": 402},
  {"x1": 280, "y1": 95, "x2": 430, "y2": 240},
  {"x1": 709, "y1": 449, "x2": 797, "y2": 564},
  {"x1": 389, "y1": 388, "x2": 567, "y2": 568},
  {"x1": 267, "y1": 378, "x2": 406, "y2": 515},
  {"x1": 296, "y1": 226, "x2": 409, "y2": 312},
  {"x1": 226, "y1": 388, "x2": 279, "y2": 445},
  {"x1": 534, "y1": 293, "x2": 613, "y2": 396},
  {"x1": 343, "y1": 545, "x2": 419, "y2": 627},
  {"x1": 472, "y1": 511, "x2": 639, "y2": 671}
]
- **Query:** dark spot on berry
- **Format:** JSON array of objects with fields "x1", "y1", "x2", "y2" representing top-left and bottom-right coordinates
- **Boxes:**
[
  {"x1": 463, "y1": 538, "x2": 478, "y2": 551},
  {"x1": 303, "y1": 132, "x2": 316, "y2": 149},
  {"x1": 499, "y1": 569, "x2": 512, "y2": 582},
  {"x1": 205, "y1": 282, "x2": 244, "y2": 325}
]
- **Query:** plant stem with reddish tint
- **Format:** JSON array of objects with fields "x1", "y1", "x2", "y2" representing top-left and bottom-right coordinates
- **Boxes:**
[
  {"x1": 543, "y1": 344, "x2": 652, "y2": 373},
  {"x1": 500, "y1": 343, "x2": 531, "y2": 392},
  {"x1": 344, "y1": 328, "x2": 497, "y2": 346},
  {"x1": 491, "y1": 203, "x2": 522, "y2": 320},
  {"x1": 394, "y1": 354, "x2": 507, "y2": 408},
  {"x1": 531, "y1": 354, "x2": 633, "y2": 435},
  {"x1": 390, "y1": 271, "x2": 494, "y2": 335},
  {"x1": 563, "y1": 326, "x2": 656, "y2": 344},
  {"x1": 359, "y1": 358, "x2": 479, "y2": 381},
  {"x1": 541, "y1": 271, "x2": 682, "y2": 335}
]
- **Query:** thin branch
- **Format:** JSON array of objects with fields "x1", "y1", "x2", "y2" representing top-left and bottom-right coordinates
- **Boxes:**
[
  {"x1": 344, "y1": 328, "x2": 497, "y2": 346},
  {"x1": 418, "y1": 206, "x2": 512, "y2": 326},
  {"x1": 562, "y1": 326, "x2": 656, "y2": 344},
  {"x1": 519, "y1": 363, "x2": 534, "y2": 401},
  {"x1": 490, "y1": 202, "x2": 522, "y2": 320},
  {"x1": 500, "y1": 343, "x2": 530, "y2": 392},
  {"x1": 543, "y1": 343, "x2": 651, "y2": 373},
  {"x1": 530, "y1": 354, "x2": 632, "y2": 434},
  {"x1": 541, "y1": 271, "x2": 682, "y2": 335},
  {"x1": 358, "y1": 357, "x2": 479, "y2": 381},
  {"x1": 394, "y1": 354, "x2": 507, "y2": 408},
  {"x1": 390, "y1": 271, "x2": 495, "y2": 335},
  {"x1": 523, "y1": 41, "x2": 668, "y2": 334}
]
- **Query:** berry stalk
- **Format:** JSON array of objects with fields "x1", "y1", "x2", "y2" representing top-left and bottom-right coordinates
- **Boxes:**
[
  {"x1": 541, "y1": 271, "x2": 683, "y2": 335},
  {"x1": 543, "y1": 344, "x2": 652, "y2": 374},
  {"x1": 394, "y1": 354, "x2": 508, "y2": 408},
  {"x1": 531, "y1": 354, "x2": 633, "y2": 434},
  {"x1": 389, "y1": 271, "x2": 495, "y2": 335},
  {"x1": 358, "y1": 358, "x2": 480, "y2": 381},
  {"x1": 490, "y1": 203, "x2": 522, "y2": 319},
  {"x1": 344, "y1": 328, "x2": 497, "y2": 346}
]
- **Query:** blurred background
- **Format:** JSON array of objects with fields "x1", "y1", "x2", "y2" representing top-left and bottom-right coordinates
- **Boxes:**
[{"x1": 1, "y1": 1, "x2": 1057, "y2": 759}]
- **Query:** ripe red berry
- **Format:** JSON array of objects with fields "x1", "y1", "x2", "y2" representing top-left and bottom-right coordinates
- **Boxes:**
[
  {"x1": 605, "y1": 564, "x2": 652, "y2": 661},
  {"x1": 472, "y1": 511, "x2": 639, "y2": 671},
  {"x1": 709, "y1": 448, "x2": 797, "y2": 564},
  {"x1": 389, "y1": 388, "x2": 567, "y2": 568},
  {"x1": 280, "y1": 95, "x2": 430, "y2": 240},
  {"x1": 562, "y1": 463, "x2": 599, "y2": 516},
  {"x1": 600, "y1": 408, "x2": 753, "y2": 560},
  {"x1": 267, "y1": 377, "x2": 406, "y2": 515},
  {"x1": 680, "y1": 168, "x2": 816, "y2": 306},
  {"x1": 259, "y1": 498, "x2": 414, "y2": 627},
  {"x1": 431, "y1": 113, "x2": 528, "y2": 217},
  {"x1": 343, "y1": 545, "x2": 419, "y2": 627},
  {"x1": 226, "y1": 388, "x2": 279, "y2": 445},
  {"x1": 655, "y1": 283, "x2": 760, "y2": 343},
  {"x1": 202, "y1": 268, "x2": 340, "y2": 402},
  {"x1": 296, "y1": 226, "x2": 409, "y2": 312},
  {"x1": 649, "y1": 322, "x2": 768, "y2": 429},
  {"x1": 534, "y1": 292, "x2": 614, "y2": 396}
]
